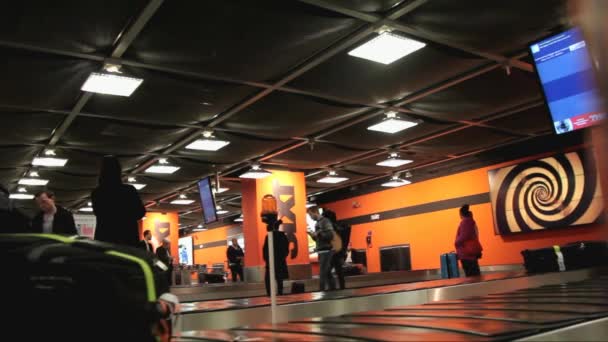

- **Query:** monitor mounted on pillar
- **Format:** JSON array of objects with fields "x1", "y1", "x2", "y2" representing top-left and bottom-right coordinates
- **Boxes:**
[
  {"x1": 529, "y1": 27, "x2": 605, "y2": 134},
  {"x1": 198, "y1": 177, "x2": 217, "y2": 224}
]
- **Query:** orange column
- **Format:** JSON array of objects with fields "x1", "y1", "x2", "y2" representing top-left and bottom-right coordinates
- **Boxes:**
[
  {"x1": 140, "y1": 212, "x2": 179, "y2": 258},
  {"x1": 242, "y1": 170, "x2": 311, "y2": 280}
]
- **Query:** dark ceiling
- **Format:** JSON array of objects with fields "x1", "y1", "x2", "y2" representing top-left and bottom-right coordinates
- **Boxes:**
[{"x1": 0, "y1": 0, "x2": 574, "y2": 228}]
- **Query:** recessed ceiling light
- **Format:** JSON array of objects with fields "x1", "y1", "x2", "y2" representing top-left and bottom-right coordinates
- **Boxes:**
[
  {"x1": 376, "y1": 153, "x2": 413, "y2": 167},
  {"x1": 240, "y1": 164, "x2": 272, "y2": 179},
  {"x1": 234, "y1": 215, "x2": 243, "y2": 222},
  {"x1": 18, "y1": 178, "x2": 49, "y2": 186},
  {"x1": 186, "y1": 138, "x2": 230, "y2": 151},
  {"x1": 213, "y1": 187, "x2": 229, "y2": 194},
  {"x1": 10, "y1": 193, "x2": 34, "y2": 200},
  {"x1": 317, "y1": 171, "x2": 349, "y2": 184},
  {"x1": 197, "y1": 224, "x2": 203, "y2": 228},
  {"x1": 348, "y1": 31, "x2": 426, "y2": 65},
  {"x1": 216, "y1": 206, "x2": 229, "y2": 215},
  {"x1": 368, "y1": 111, "x2": 418, "y2": 134},
  {"x1": 79, "y1": 207, "x2": 94, "y2": 212},
  {"x1": 81, "y1": 72, "x2": 143, "y2": 97},
  {"x1": 32, "y1": 157, "x2": 68, "y2": 167},
  {"x1": 186, "y1": 130, "x2": 230, "y2": 151},
  {"x1": 145, "y1": 158, "x2": 180, "y2": 174},
  {"x1": 306, "y1": 202, "x2": 316, "y2": 208},
  {"x1": 126, "y1": 177, "x2": 147, "y2": 190},
  {"x1": 382, "y1": 176, "x2": 411, "y2": 188},
  {"x1": 171, "y1": 194, "x2": 194, "y2": 205}
]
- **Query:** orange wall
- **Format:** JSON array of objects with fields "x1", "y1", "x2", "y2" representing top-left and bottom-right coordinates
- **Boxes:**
[
  {"x1": 242, "y1": 170, "x2": 310, "y2": 267},
  {"x1": 140, "y1": 212, "x2": 179, "y2": 259},
  {"x1": 190, "y1": 224, "x2": 237, "y2": 270},
  {"x1": 325, "y1": 152, "x2": 607, "y2": 273}
]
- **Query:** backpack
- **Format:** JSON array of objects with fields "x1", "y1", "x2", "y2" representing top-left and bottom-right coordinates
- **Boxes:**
[{"x1": 330, "y1": 229, "x2": 343, "y2": 252}]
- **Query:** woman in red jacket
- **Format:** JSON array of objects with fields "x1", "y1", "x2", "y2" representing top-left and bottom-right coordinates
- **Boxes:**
[{"x1": 455, "y1": 204, "x2": 483, "y2": 276}]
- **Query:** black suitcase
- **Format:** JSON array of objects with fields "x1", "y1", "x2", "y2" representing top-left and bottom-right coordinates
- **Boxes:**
[
  {"x1": 343, "y1": 264, "x2": 363, "y2": 276},
  {"x1": 560, "y1": 241, "x2": 608, "y2": 270},
  {"x1": 291, "y1": 281, "x2": 305, "y2": 294},
  {"x1": 521, "y1": 247, "x2": 560, "y2": 274},
  {"x1": 2, "y1": 233, "x2": 171, "y2": 341}
]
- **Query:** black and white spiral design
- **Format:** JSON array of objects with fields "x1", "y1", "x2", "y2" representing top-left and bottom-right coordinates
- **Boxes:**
[{"x1": 492, "y1": 151, "x2": 602, "y2": 234}]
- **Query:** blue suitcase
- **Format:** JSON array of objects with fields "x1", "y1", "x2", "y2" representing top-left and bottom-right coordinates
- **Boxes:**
[{"x1": 440, "y1": 252, "x2": 460, "y2": 278}]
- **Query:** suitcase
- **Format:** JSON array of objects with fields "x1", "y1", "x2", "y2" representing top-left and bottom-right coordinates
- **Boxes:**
[
  {"x1": 560, "y1": 241, "x2": 608, "y2": 270},
  {"x1": 343, "y1": 264, "x2": 363, "y2": 276},
  {"x1": 291, "y1": 281, "x2": 305, "y2": 294},
  {"x1": 440, "y1": 252, "x2": 460, "y2": 278},
  {"x1": 204, "y1": 273, "x2": 225, "y2": 283},
  {"x1": 521, "y1": 246, "x2": 561, "y2": 273},
  {"x1": 2, "y1": 233, "x2": 171, "y2": 341}
]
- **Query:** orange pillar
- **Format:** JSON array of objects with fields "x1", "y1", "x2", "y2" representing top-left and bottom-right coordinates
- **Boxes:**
[
  {"x1": 140, "y1": 212, "x2": 179, "y2": 258},
  {"x1": 242, "y1": 170, "x2": 311, "y2": 281}
]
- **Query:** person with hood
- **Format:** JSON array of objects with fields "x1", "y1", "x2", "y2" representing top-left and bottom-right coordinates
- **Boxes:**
[
  {"x1": 455, "y1": 204, "x2": 483, "y2": 277},
  {"x1": 92, "y1": 156, "x2": 146, "y2": 247}
]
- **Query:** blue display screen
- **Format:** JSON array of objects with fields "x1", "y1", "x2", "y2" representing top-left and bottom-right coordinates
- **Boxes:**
[
  {"x1": 198, "y1": 177, "x2": 217, "y2": 224},
  {"x1": 530, "y1": 27, "x2": 605, "y2": 134}
]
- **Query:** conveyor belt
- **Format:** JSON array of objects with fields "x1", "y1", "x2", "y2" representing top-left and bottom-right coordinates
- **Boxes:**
[
  {"x1": 174, "y1": 268, "x2": 601, "y2": 331},
  {"x1": 171, "y1": 265, "x2": 523, "y2": 302},
  {"x1": 174, "y1": 270, "x2": 608, "y2": 341}
]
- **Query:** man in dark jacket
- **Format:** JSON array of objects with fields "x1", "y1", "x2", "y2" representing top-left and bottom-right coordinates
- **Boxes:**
[
  {"x1": 31, "y1": 190, "x2": 77, "y2": 235},
  {"x1": 156, "y1": 238, "x2": 173, "y2": 285},
  {"x1": 263, "y1": 230, "x2": 289, "y2": 296},
  {"x1": 227, "y1": 238, "x2": 245, "y2": 282},
  {"x1": 307, "y1": 206, "x2": 336, "y2": 291},
  {"x1": 138, "y1": 229, "x2": 154, "y2": 253}
]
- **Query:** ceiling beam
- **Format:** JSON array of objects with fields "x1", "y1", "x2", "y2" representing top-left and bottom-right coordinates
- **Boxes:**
[{"x1": 298, "y1": 0, "x2": 533, "y2": 72}]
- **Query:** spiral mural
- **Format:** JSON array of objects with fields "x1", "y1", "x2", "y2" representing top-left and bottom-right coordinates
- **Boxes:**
[{"x1": 488, "y1": 150, "x2": 603, "y2": 235}]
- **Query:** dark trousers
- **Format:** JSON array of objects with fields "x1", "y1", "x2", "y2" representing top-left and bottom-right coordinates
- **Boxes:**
[
  {"x1": 318, "y1": 250, "x2": 335, "y2": 291},
  {"x1": 230, "y1": 265, "x2": 244, "y2": 282},
  {"x1": 331, "y1": 253, "x2": 345, "y2": 290},
  {"x1": 461, "y1": 259, "x2": 481, "y2": 277},
  {"x1": 264, "y1": 270, "x2": 284, "y2": 296}
]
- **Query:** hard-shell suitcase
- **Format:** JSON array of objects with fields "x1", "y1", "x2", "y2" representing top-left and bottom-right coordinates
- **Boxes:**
[
  {"x1": 560, "y1": 241, "x2": 608, "y2": 270},
  {"x1": 440, "y1": 252, "x2": 459, "y2": 279},
  {"x1": 521, "y1": 246, "x2": 560, "y2": 273},
  {"x1": 291, "y1": 281, "x2": 305, "y2": 294},
  {"x1": 2, "y1": 233, "x2": 172, "y2": 341}
]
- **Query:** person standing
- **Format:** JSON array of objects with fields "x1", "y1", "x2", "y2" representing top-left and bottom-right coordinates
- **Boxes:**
[
  {"x1": 32, "y1": 190, "x2": 77, "y2": 235},
  {"x1": 139, "y1": 230, "x2": 153, "y2": 253},
  {"x1": 227, "y1": 238, "x2": 245, "y2": 282},
  {"x1": 307, "y1": 206, "x2": 336, "y2": 291},
  {"x1": 262, "y1": 229, "x2": 289, "y2": 296},
  {"x1": 0, "y1": 184, "x2": 30, "y2": 233},
  {"x1": 156, "y1": 238, "x2": 173, "y2": 285},
  {"x1": 323, "y1": 209, "x2": 347, "y2": 290},
  {"x1": 455, "y1": 204, "x2": 483, "y2": 277},
  {"x1": 92, "y1": 156, "x2": 146, "y2": 247}
]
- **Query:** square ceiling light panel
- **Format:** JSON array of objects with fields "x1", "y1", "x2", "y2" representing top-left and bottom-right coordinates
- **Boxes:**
[
  {"x1": 368, "y1": 112, "x2": 419, "y2": 134},
  {"x1": 81, "y1": 72, "x2": 143, "y2": 97},
  {"x1": 348, "y1": 32, "x2": 426, "y2": 65},
  {"x1": 185, "y1": 138, "x2": 230, "y2": 151}
]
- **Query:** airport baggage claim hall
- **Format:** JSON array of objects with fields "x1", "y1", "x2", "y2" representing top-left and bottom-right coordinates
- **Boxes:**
[{"x1": 3, "y1": 1, "x2": 608, "y2": 341}]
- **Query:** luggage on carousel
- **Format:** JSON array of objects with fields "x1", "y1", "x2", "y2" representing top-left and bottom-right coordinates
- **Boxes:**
[
  {"x1": 1, "y1": 233, "x2": 174, "y2": 341},
  {"x1": 204, "y1": 273, "x2": 225, "y2": 283},
  {"x1": 291, "y1": 281, "x2": 305, "y2": 294},
  {"x1": 521, "y1": 246, "x2": 561, "y2": 273},
  {"x1": 560, "y1": 241, "x2": 608, "y2": 270},
  {"x1": 440, "y1": 252, "x2": 459, "y2": 279},
  {"x1": 343, "y1": 263, "x2": 363, "y2": 276}
]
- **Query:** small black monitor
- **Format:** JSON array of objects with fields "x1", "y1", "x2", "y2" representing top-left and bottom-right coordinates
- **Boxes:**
[{"x1": 198, "y1": 177, "x2": 217, "y2": 224}]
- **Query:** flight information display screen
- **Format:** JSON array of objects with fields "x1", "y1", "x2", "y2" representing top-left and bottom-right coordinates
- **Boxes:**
[
  {"x1": 198, "y1": 177, "x2": 217, "y2": 224},
  {"x1": 529, "y1": 27, "x2": 605, "y2": 134}
]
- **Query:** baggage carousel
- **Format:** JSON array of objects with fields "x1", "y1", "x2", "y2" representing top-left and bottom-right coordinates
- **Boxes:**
[
  {"x1": 173, "y1": 267, "x2": 603, "y2": 334},
  {"x1": 171, "y1": 265, "x2": 520, "y2": 302},
  {"x1": 173, "y1": 268, "x2": 608, "y2": 341}
]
